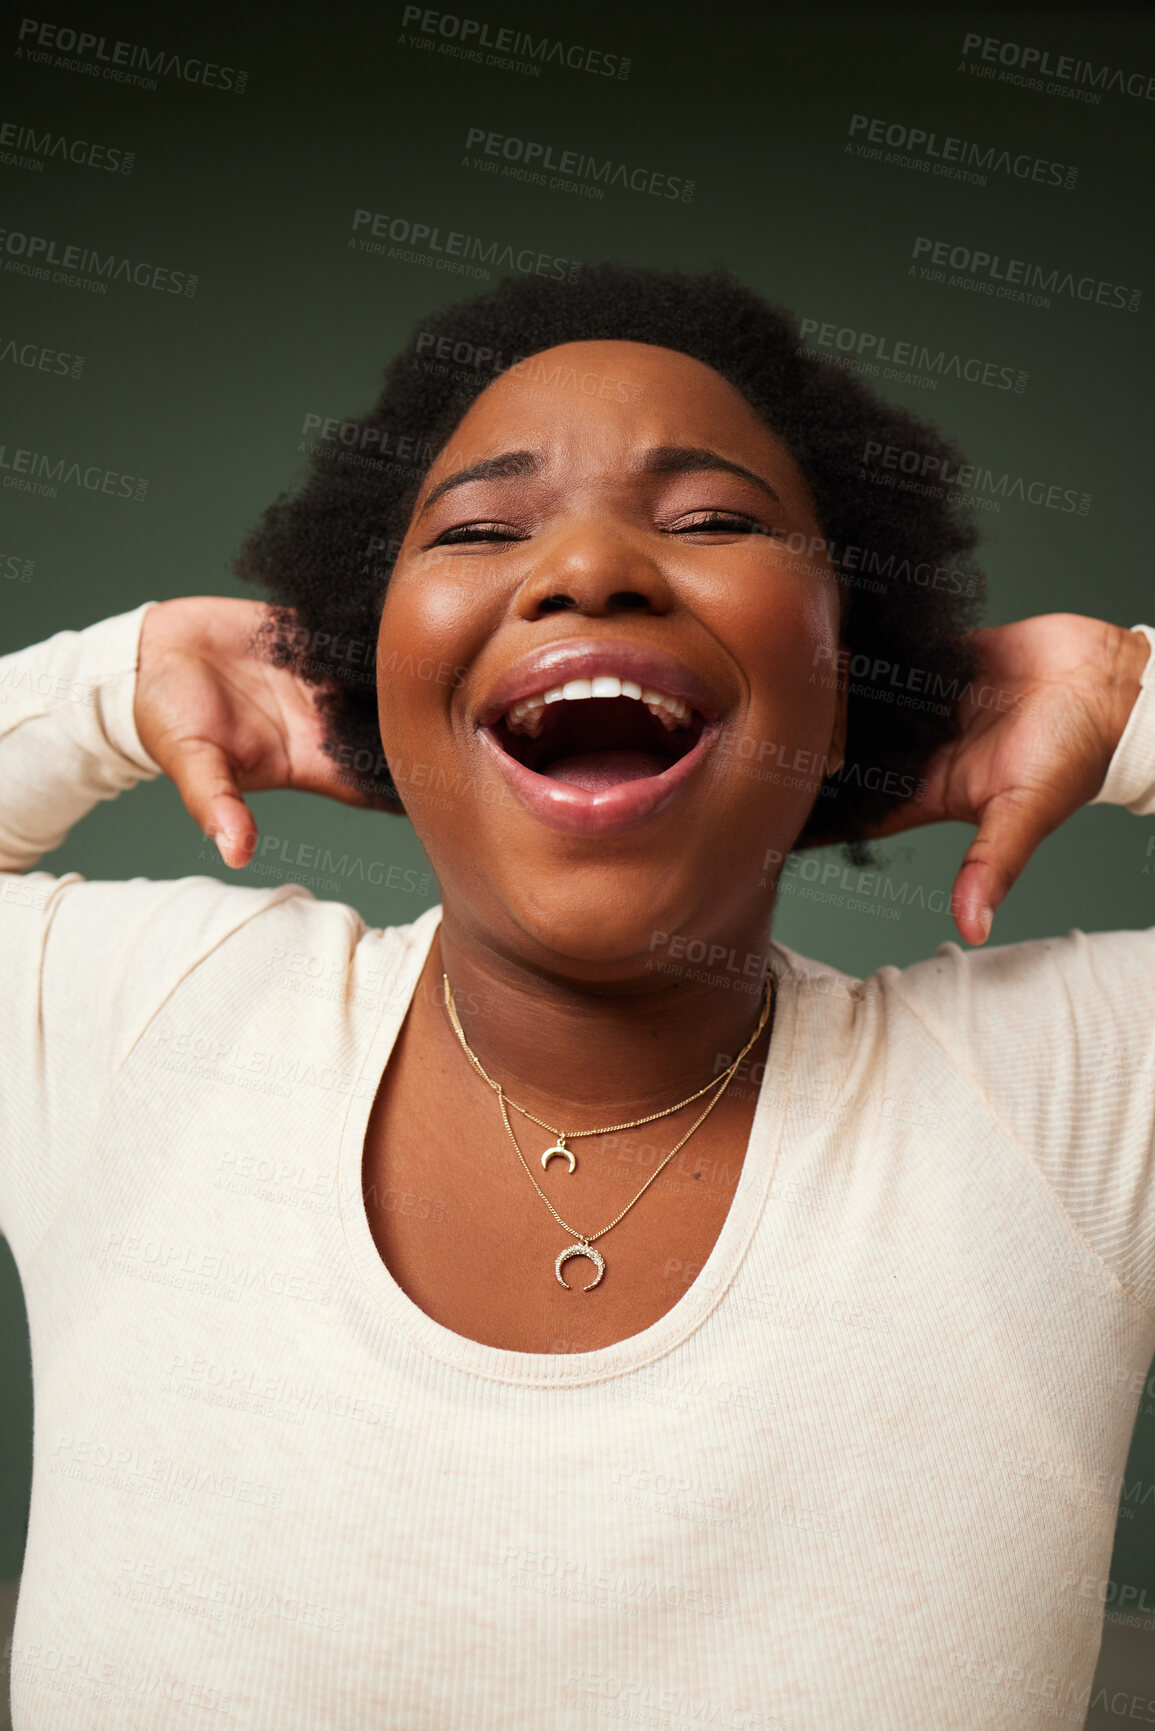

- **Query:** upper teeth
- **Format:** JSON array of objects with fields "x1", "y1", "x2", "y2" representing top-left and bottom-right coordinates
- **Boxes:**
[{"x1": 503, "y1": 676, "x2": 694, "y2": 738}]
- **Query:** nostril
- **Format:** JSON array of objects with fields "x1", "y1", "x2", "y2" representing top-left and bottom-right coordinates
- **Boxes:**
[
  {"x1": 609, "y1": 592, "x2": 651, "y2": 610},
  {"x1": 538, "y1": 594, "x2": 578, "y2": 614}
]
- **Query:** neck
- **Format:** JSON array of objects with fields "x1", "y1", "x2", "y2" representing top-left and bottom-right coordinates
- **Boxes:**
[{"x1": 427, "y1": 906, "x2": 779, "y2": 1126}]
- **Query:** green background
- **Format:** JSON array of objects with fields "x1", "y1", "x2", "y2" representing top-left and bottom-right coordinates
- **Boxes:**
[{"x1": 2, "y1": 2, "x2": 1153, "y2": 1718}]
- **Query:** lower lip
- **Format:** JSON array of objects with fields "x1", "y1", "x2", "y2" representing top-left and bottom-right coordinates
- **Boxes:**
[{"x1": 477, "y1": 723, "x2": 719, "y2": 836}]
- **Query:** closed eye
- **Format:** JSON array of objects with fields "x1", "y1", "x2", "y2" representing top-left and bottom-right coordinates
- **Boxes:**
[
  {"x1": 668, "y1": 511, "x2": 777, "y2": 535},
  {"x1": 427, "y1": 521, "x2": 525, "y2": 547},
  {"x1": 427, "y1": 510, "x2": 779, "y2": 549}
]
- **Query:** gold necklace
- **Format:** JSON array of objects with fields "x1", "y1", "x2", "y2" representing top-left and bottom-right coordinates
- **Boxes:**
[{"x1": 442, "y1": 970, "x2": 776, "y2": 1291}]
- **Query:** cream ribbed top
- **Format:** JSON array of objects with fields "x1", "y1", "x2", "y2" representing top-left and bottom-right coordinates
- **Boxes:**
[{"x1": 2, "y1": 607, "x2": 1155, "y2": 1729}]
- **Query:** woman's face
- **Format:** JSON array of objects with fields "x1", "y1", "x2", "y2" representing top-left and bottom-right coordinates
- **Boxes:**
[{"x1": 376, "y1": 339, "x2": 846, "y2": 978}]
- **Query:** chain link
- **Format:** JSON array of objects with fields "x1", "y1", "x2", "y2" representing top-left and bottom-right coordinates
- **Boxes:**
[{"x1": 443, "y1": 970, "x2": 777, "y2": 1252}]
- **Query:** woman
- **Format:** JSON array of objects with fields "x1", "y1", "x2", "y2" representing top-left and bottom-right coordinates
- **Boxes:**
[{"x1": 2, "y1": 266, "x2": 1152, "y2": 1728}]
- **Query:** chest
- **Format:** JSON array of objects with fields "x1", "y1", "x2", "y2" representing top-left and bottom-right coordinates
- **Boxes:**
[
  {"x1": 22, "y1": 1044, "x2": 1133, "y2": 1731},
  {"x1": 360, "y1": 1007, "x2": 765, "y2": 1353}
]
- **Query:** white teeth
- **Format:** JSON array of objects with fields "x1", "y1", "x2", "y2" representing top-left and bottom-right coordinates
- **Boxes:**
[
  {"x1": 500, "y1": 674, "x2": 695, "y2": 737},
  {"x1": 641, "y1": 688, "x2": 691, "y2": 731},
  {"x1": 503, "y1": 693, "x2": 547, "y2": 737},
  {"x1": 507, "y1": 695, "x2": 545, "y2": 718}
]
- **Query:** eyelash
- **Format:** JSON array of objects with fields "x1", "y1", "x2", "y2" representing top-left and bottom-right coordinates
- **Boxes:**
[
  {"x1": 432, "y1": 523, "x2": 520, "y2": 545},
  {"x1": 428, "y1": 511, "x2": 773, "y2": 548},
  {"x1": 673, "y1": 511, "x2": 774, "y2": 536}
]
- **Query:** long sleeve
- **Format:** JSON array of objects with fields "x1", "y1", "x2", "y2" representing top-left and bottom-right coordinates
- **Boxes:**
[
  {"x1": 0, "y1": 608, "x2": 317, "y2": 1261},
  {"x1": 0, "y1": 603, "x2": 164, "y2": 870},
  {"x1": 1089, "y1": 622, "x2": 1155, "y2": 813},
  {"x1": 888, "y1": 624, "x2": 1155, "y2": 1314}
]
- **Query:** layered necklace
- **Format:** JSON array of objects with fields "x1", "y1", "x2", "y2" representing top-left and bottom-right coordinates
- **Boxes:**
[{"x1": 442, "y1": 969, "x2": 776, "y2": 1291}]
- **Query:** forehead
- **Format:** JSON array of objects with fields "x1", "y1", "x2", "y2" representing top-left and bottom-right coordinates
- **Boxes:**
[{"x1": 429, "y1": 339, "x2": 787, "y2": 472}]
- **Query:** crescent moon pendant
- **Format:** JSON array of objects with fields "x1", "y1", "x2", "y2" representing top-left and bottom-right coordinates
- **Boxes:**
[
  {"x1": 541, "y1": 1142, "x2": 577, "y2": 1174},
  {"x1": 555, "y1": 1242, "x2": 605, "y2": 1291}
]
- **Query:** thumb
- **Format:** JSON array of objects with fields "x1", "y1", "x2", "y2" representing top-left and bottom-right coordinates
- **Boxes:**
[
  {"x1": 165, "y1": 738, "x2": 259, "y2": 870},
  {"x1": 949, "y1": 786, "x2": 1060, "y2": 946}
]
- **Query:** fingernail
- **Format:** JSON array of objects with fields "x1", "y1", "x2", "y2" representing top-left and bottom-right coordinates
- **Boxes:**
[{"x1": 976, "y1": 905, "x2": 993, "y2": 943}]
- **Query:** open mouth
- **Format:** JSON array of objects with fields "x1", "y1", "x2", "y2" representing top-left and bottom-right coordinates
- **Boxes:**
[{"x1": 486, "y1": 678, "x2": 707, "y2": 793}]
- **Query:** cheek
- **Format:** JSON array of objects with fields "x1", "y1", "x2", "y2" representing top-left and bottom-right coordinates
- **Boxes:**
[
  {"x1": 374, "y1": 580, "x2": 436, "y2": 754},
  {"x1": 745, "y1": 567, "x2": 839, "y2": 686},
  {"x1": 380, "y1": 562, "x2": 479, "y2": 650},
  {"x1": 374, "y1": 565, "x2": 495, "y2": 752}
]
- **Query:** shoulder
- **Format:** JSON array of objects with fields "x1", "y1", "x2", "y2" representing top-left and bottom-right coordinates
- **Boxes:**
[
  {"x1": 26, "y1": 870, "x2": 441, "y2": 1031},
  {"x1": 770, "y1": 924, "x2": 1155, "y2": 1086},
  {"x1": 880, "y1": 926, "x2": 1154, "y2": 1043}
]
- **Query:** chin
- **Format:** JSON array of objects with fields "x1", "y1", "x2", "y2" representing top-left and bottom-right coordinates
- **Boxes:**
[{"x1": 487, "y1": 871, "x2": 731, "y2": 980}]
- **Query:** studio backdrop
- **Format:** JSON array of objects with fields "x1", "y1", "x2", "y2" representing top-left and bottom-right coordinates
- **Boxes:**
[{"x1": 1, "y1": 3, "x2": 1153, "y2": 1723}]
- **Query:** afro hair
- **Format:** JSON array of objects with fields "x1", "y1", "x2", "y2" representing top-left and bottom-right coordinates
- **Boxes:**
[{"x1": 236, "y1": 264, "x2": 986, "y2": 851}]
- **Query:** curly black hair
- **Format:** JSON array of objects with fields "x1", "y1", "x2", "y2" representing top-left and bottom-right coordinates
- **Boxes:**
[{"x1": 235, "y1": 264, "x2": 986, "y2": 850}]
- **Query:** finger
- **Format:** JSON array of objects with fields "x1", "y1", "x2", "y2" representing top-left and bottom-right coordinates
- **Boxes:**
[
  {"x1": 165, "y1": 739, "x2": 259, "y2": 870},
  {"x1": 948, "y1": 787, "x2": 1060, "y2": 946},
  {"x1": 269, "y1": 676, "x2": 378, "y2": 810}
]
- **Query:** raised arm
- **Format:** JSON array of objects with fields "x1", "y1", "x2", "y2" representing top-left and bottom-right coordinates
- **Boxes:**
[
  {"x1": 0, "y1": 599, "x2": 365, "y2": 1259},
  {"x1": 867, "y1": 614, "x2": 1154, "y2": 944},
  {"x1": 875, "y1": 615, "x2": 1155, "y2": 1314},
  {"x1": 0, "y1": 604, "x2": 162, "y2": 872}
]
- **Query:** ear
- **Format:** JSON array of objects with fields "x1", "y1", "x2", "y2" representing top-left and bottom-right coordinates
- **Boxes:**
[{"x1": 825, "y1": 645, "x2": 849, "y2": 779}]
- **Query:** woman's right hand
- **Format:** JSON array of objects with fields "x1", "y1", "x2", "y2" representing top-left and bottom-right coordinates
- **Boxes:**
[{"x1": 134, "y1": 596, "x2": 370, "y2": 869}]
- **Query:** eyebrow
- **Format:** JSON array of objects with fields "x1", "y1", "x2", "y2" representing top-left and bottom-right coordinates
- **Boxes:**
[
  {"x1": 419, "y1": 450, "x2": 541, "y2": 514},
  {"x1": 642, "y1": 445, "x2": 782, "y2": 504},
  {"x1": 417, "y1": 442, "x2": 782, "y2": 515}
]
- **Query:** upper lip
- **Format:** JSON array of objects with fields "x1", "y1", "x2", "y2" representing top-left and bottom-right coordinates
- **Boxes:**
[{"x1": 475, "y1": 638, "x2": 725, "y2": 729}]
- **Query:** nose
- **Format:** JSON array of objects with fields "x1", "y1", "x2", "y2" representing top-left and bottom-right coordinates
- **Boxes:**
[{"x1": 514, "y1": 518, "x2": 676, "y2": 620}]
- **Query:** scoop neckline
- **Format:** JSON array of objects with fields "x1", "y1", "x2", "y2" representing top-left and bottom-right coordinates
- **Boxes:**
[{"x1": 337, "y1": 905, "x2": 803, "y2": 1387}]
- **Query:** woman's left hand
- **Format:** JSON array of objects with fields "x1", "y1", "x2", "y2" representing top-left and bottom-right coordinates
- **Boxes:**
[{"x1": 864, "y1": 614, "x2": 1149, "y2": 946}]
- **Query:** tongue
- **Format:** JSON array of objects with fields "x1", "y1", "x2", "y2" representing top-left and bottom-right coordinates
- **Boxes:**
[{"x1": 543, "y1": 749, "x2": 670, "y2": 791}]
